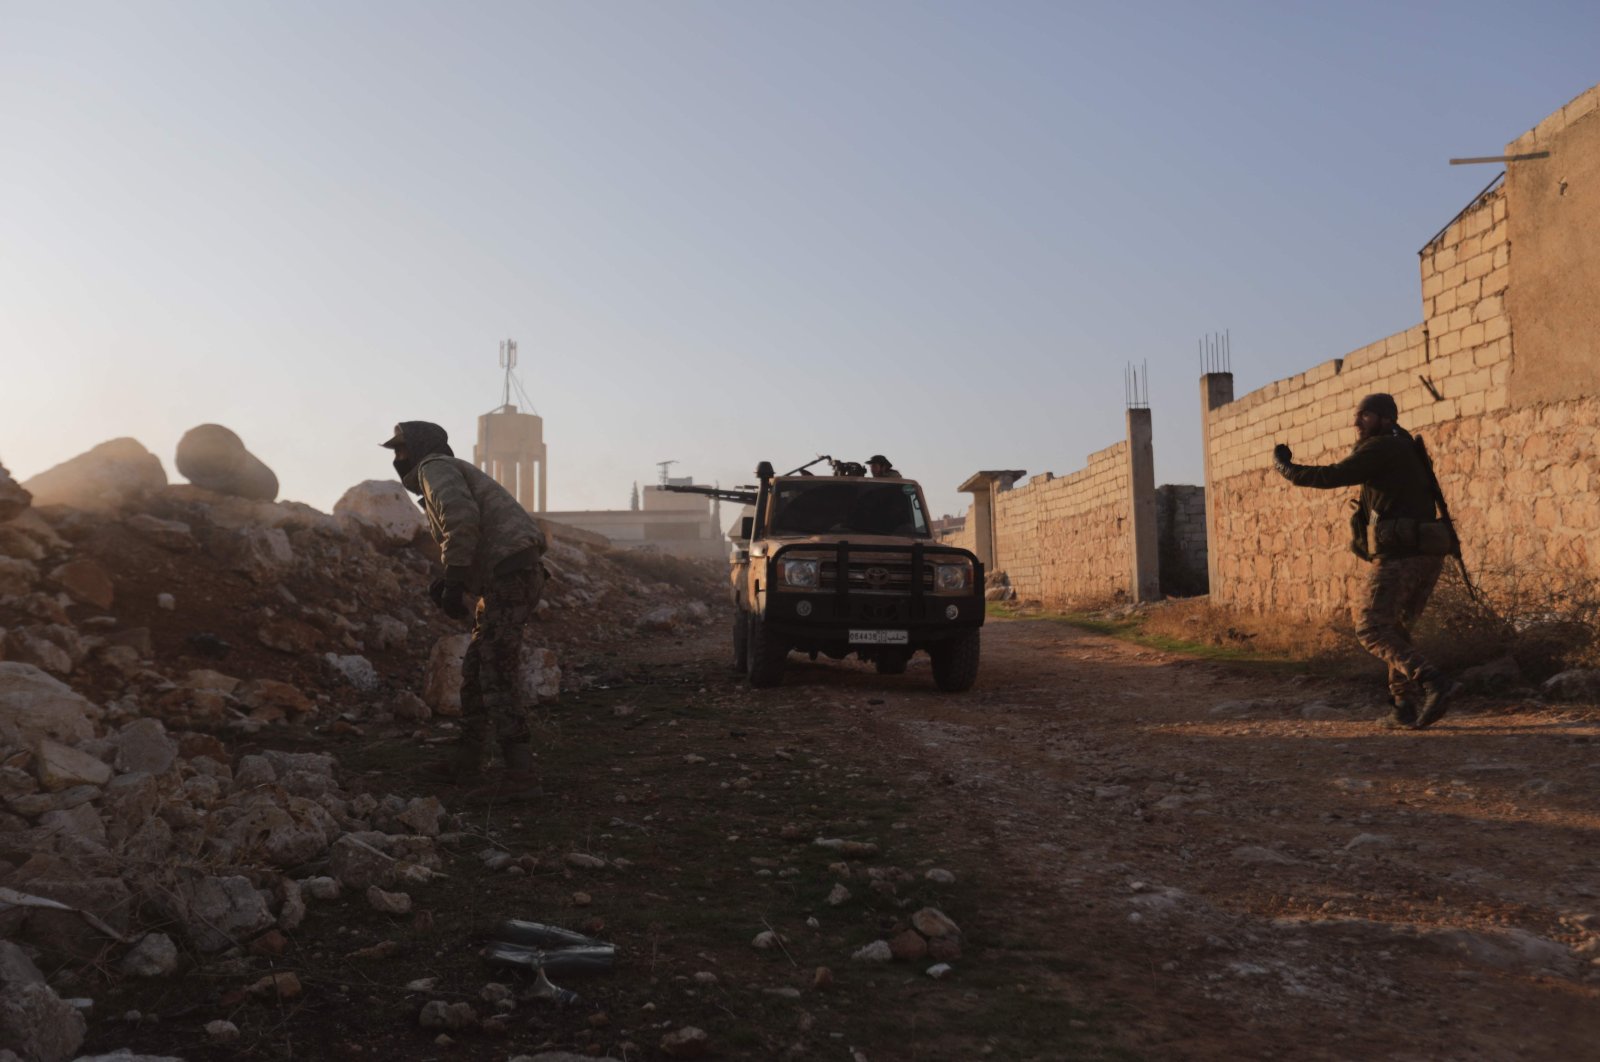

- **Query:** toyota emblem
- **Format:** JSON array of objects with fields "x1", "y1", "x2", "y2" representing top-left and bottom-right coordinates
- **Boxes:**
[{"x1": 864, "y1": 566, "x2": 890, "y2": 587}]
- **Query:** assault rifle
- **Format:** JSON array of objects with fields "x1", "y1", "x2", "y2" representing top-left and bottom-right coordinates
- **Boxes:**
[{"x1": 1412, "y1": 435, "x2": 1486, "y2": 607}]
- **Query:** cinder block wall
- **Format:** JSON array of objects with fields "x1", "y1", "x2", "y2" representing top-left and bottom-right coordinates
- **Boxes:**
[
  {"x1": 993, "y1": 441, "x2": 1134, "y2": 608},
  {"x1": 1203, "y1": 83, "x2": 1600, "y2": 618}
]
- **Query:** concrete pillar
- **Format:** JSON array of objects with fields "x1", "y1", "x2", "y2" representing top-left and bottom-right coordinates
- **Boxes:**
[
  {"x1": 1125, "y1": 407, "x2": 1161, "y2": 602},
  {"x1": 1199, "y1": 373, "x2": 1235, "y2": 597}
]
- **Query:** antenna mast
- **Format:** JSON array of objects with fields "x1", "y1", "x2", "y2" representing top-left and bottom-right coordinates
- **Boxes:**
[{"x1": 656, "y1": 460, "x2": 678, "y2": 486}]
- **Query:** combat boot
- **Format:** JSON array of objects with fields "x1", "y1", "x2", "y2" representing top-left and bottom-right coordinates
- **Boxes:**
[
  {"x1": 1384, "y1": 698, "x2": 1418, "y2": 730},
  {"x1": 1415, "y1": 674, "x2": 1459, "y2": 730},
  {"x1": 496, "y1": 741, "x2": 543, "y2": 798},
  {"x1": 459, "y1": 742, "x2": 542, "y2": 804},
  {"x1": 425, "y1": 730, "x2": 488, "y2": 785}
]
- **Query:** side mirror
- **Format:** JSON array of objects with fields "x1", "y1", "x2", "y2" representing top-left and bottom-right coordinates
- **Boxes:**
[{"x1": 739, "y1": 516, "x2": 754, "y2": 541}]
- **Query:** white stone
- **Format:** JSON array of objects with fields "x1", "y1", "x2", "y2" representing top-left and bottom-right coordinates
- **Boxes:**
[
  {"x1": 334, "y1": 480, "x2": 426, "y2": 544},
  {"x1": 324, "y1": 653, "x2": 379, "y2": 692},
  {"x1": 120, "y1": 934, "x2": 178, "y2": 978},
  {"x1": 850, "y1": 940, "x2": 893, "y2": 963}
]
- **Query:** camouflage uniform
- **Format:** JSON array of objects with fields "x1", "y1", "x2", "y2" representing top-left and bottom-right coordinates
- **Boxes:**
[
  {"x1": 459, "y1": 565, "x2": 546, "y2": 747},
  {"x1": 388, "y1": 421, "x2": 547, "y2": 759},
  {"x1": 1278, "y1": 428, "x2": 1444, "y2": 704}
]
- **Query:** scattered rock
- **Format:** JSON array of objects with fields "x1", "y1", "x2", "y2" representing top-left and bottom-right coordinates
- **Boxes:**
[
  {"x1": 851, "y1": 940, "x2": 893, "y2": 963},
  {"x1": 35, "y1": 739, "x2": 112, "y2": 791},
  {"x1": 367, "y1": 886, "x2": 413, "y2": 915},
  {"x1": 812, "y1": 966, "x2": 834, "y2": 990},
  {"x1": 924, "y1": 868, "x2": 956, "y2": 884},
  {"x1": 888, "y1": 929, "x2": 928, "y2": 961},
  {"x1": 752, "y1": 931, "x2": 783, "y2": 950},
  {"x1": 120, "y1": 934, "x2": 178, "y2": 978},
  {"x1": 418, "y1": 1000, "x2": 477, "y2": 1030},
  {"x1": 0, "y1": 662, "x2": 98, "y2": 747},
  {"x1": 0, "y1": 941, "x2": 87, "y2": 1062},
  {"x1": 826, "y1": 883, "x2": 851, "y2": 907},
  {"x1": 565, "y1": 852, "x2": 607, "y2": 870},
  {"x1": 659, "y1": 1025, "x2": 709, "y2": 1058},
  {"x1": 205, "y1": 1019, "x2": 240, "y2": 1043},
  {"x1": 926, "y1": 962, "x2": 954, "y2": 979},
  {"x1": 910, "y1": 907, "x2": 961, "y2": 940},
  {"x1": 323, "y1": 653, "x2": 379, "y2": 692},
  {"x1": 247, "y1": 970, "x2": 303, "y2": 1000},
  {"x1": 49, "y1": 559, "x2": 115, "y2": 610},
  {"x1": 112, "y1": 719, "x2": 177, "y2": 775},
  {"x1": 330, "y1": 834, "x2": 397, "y2": 889}
]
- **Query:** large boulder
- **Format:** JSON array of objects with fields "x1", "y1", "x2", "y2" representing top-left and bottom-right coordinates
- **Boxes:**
[
  {"x1": 175, "y1": 424, "x2": 278, "y2": 502},
  {"x1": 334, "y1": 480, "x2": 426, "y2": 544},
  {"x1": 21, "y1": 438, "x2": 166, "y2": 512},
  {"x1": 0, "y1": 662, "x2": 98, "y2": 747},
  {"x1": 0, "y1": 461, "x2": 30, "y2": 521}
]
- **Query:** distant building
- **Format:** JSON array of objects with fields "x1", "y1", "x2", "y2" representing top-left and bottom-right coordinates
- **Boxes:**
[{"x1": 544, "y1": 480, "x2": 727, "y2": 560}]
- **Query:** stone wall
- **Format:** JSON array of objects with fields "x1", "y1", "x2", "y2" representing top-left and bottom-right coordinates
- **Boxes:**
[
  {"x1": 1202, "y1": 83, "x2": 1600, "y2": 619},
  {"x1": 1156, "y1": 485, "x2": 1207, "y2": 597},
  {"x1": 992, "y1": 441, "x2": 1135, "y2": 608}
]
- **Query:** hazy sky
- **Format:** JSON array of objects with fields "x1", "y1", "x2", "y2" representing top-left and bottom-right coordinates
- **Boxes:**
[{"x1": 2, "y1": 2, "x2": 1595, "y2": 518}]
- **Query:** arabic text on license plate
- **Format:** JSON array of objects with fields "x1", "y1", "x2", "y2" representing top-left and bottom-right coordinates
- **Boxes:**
[{"x1": 849, "y1": 629, "x2": 908, "y2": 645}]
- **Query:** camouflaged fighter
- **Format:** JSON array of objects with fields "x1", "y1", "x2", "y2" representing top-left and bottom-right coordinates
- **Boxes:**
[{"x1": 666, "y1": 457, "x2": 985, "y2": 691}]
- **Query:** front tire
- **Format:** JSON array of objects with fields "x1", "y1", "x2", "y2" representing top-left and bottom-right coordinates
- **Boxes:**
[
  {"x1": 731, "y1": 610, "x2": 749, "y2": 672},
  {"x1": 746, "y1": 614, "x2": 788, "y2": 688},
  {"x1": 930, "y1": 631, "x2": 980, "y2": 692}
]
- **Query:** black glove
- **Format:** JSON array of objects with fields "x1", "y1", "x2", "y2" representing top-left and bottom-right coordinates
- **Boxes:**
[
  {"x1": 429, "y1": 568, "x2": 472, "y2": 620},
  {"x1": 1272, "y1": 443, "x2": 1293, "y2": 476}
]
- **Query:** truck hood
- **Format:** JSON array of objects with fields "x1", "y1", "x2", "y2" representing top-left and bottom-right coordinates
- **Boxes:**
[{"x1": 763, "y1": 533, "x2": 936, "y2": 548}]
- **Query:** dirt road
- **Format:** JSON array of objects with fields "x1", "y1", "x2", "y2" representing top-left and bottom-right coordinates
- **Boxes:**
[
  {"x1": 741, "y1": 614, "x2": 1600, "y2": 1060},
  {"x1": 86, "y1": 612, "x2": 1600, "y2": 1061}
]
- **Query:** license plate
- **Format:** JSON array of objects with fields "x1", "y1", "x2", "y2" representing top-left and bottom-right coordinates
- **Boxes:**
[{"x1": 849, "y1": 629, "x2": 908, "y2": 645}]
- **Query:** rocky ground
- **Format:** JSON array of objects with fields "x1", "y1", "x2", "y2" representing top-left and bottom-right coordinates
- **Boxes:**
[{"x1": 3, "y1": 451, "x2": 1599, "y2": 1061}]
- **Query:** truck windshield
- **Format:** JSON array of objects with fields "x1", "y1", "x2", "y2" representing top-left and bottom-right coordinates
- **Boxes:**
[{"x1": 768, "y1": 481, "x2": 929, "y2": 537}]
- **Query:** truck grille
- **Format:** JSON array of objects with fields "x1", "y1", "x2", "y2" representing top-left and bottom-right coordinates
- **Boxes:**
[{"x1": 819, "y1": 557, "x2": 933, "y2": 594}]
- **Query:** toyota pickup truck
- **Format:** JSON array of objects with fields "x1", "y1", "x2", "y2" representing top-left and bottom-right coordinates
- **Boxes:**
[{"x1": 678, "y1": 460, "x2": 985, "y2": 690}]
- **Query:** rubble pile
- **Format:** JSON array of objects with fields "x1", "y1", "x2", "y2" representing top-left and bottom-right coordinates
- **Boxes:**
[{"x1": 0, "y1": 437, "x2": 719, "y2": 1061}]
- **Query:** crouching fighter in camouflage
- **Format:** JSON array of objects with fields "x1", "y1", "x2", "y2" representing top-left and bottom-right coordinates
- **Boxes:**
[
  {"x1": 383, "y1": 421, "x2": 548, "y2": 780},
  {"x1": 1273, "y1": 393, "x2": 1457, "y2": 729}
]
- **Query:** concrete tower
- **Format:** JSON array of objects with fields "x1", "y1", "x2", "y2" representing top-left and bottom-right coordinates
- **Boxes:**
[{"x1": 473, "y1": 340, "x2": 548, "y2": 512}]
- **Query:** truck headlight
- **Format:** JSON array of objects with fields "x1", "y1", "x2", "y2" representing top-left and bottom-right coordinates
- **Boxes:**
[
  {"x1": 935, "y1": 563, "x2": 971, "y2": 591},
  {"x1": 779, "y1": 559, "x2": 819, "y2": 588}
]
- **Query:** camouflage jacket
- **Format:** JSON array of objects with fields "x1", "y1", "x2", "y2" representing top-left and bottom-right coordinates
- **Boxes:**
[
  {"x1": 1281, "y1": 431, "x2": 1438, "y2": 523},
  {"x1": 415, "y1": 455, "x2": 546, "y2": 593}
]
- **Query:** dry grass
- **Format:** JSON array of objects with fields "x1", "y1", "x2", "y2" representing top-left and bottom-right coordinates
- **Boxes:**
[{"x1": 1135, "y1": 597, "x2": 1357, "y2": 665}]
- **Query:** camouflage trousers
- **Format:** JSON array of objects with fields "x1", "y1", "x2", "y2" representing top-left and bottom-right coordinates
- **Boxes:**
[
  {"x1": 1353, "y1": 555, "x2": 1444, "y2": 700},
  {"x1": 460, "y1": 566, "x2": 545, "y2": 746}
]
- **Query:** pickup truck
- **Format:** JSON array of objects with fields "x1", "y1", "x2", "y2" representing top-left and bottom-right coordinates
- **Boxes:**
[{"x1": 711, "y1": 461, "x2": 985, "y2": 690}]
